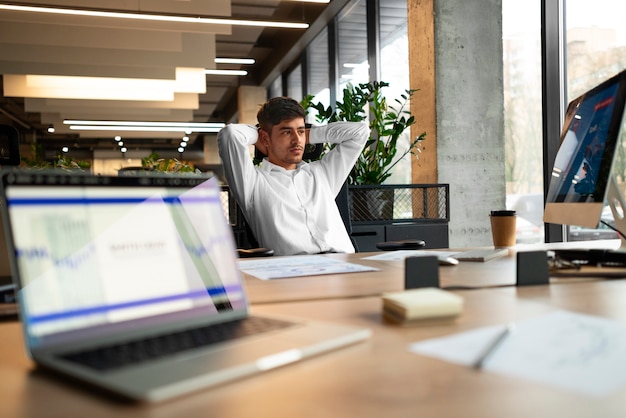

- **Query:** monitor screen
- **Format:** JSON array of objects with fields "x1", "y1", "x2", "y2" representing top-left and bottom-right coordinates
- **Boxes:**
[{"x1": 544, "y1": 69, "x2": 626, "y2": 229}]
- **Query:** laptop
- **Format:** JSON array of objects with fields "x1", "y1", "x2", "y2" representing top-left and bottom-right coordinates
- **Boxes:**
[{"x1": 0, "y1": 170, "x2": 371, "y2": 402}]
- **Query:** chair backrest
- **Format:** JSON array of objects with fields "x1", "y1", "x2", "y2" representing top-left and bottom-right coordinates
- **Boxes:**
[{"x1": 335, "y1": 180, "x2": 358, "y2": 252}]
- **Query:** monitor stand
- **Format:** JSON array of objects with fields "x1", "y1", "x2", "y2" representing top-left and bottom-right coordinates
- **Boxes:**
[{"x1": 606, "y1": 175, "x2": 626, "y2": 252}]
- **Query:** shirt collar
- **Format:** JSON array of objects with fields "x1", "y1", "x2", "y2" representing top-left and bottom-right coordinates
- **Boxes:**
[{"x1": 260, "y1": 158, "x2": 307, "y2": 173}]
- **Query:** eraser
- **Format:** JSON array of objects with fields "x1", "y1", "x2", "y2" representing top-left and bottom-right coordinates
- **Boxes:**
[{"x1": 382, "y1": 287, "x2": 463, "y2": 324}]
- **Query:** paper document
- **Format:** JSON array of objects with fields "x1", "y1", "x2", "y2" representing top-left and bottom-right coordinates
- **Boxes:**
[
  {"x1": 409, "y1": 310, "x2": 626, "y2": 397},
  {"x1": 238, "y1": 255, "x2": 378, "y2": 280}
]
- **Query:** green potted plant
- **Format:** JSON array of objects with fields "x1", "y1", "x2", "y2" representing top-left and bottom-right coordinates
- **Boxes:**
[
  {"x1": 140, "y1": 152, "x2": 198, "y2": 173},
  {"x1": 116, "y1": 152, "x2": 201, "y2": 176},
  {"x1": 20, "y1": 143, "x2": 92, "y2": 171},
  {"x1": 305, "y1": 81, "x2": 426, "y2": 220},
  {"x1": 305, "y1": 81, "x2": 425, "y2": 185}
]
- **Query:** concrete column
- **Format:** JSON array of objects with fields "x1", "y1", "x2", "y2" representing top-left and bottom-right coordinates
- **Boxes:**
[{"x1": 434, "y1": 0, "x2": 505, "y2": 247}]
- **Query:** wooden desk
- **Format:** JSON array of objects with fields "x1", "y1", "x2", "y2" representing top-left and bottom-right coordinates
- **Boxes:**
[
  {"x1": 245, "y1": 240, "x2": 624, "y2": 304},
  {"x1": 2, "y1": 280, "x2": 626, "y2": 417},
  {"x1": 243, "y1": 252, "x2": 406, "y2": 304},
  {"x1": 243, "y1": 250, "x2": 517, "y2": 304}
]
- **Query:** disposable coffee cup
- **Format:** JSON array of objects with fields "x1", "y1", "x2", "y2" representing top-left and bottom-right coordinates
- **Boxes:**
[{"x1": 489, "y1": 210, "x2": 517, "y2": 248}]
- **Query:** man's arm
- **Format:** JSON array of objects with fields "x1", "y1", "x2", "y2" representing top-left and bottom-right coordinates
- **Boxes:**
[
  {"x1": 309, "y1": 121, "x2": 369, "y2": 194},
  {"x1": 217, "y1": 124, "x2": 259, "y2": 208}
]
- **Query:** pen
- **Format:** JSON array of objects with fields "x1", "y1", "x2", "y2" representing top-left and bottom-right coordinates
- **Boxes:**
[{"x1": 473, "y1": 322, "x2": 515, "y2": 369}]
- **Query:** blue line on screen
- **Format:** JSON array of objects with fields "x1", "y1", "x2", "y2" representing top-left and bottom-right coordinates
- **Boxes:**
[
  {"x1": 28, "y1": 284, "x2": 242, "y2": 325},
  {"x1": 7, "y1": 195, "x2": 219, "y2": 206}
]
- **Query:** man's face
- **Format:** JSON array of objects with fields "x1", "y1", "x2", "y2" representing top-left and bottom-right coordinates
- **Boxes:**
[{"x1": 261, "y1": 117, "x2": 306, "y2": 170}]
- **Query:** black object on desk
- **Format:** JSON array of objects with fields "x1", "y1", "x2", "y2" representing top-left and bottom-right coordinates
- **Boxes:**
[
  {"x1": 405, "y1": 256, "x2": 440, "y2": 289},
  {"x1": 553, "y1": 249, "x2": 626, "y2": 267},
  {"x1": 516, "y1": 251, "x2": 550, "y2": 286},
  {"x1": 377, "y1": 239, "x2": 426, "y2": 251}
]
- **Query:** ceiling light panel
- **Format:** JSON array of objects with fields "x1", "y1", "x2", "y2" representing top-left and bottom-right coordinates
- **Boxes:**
[
  {"x1": 25, "y1": 94, "x2": 200, "y2": 112},
  {"x1": 0, "y1": 2, "x2": 234, "y2": 34},
  {"x1": 40, "y1": 109, "x2": 195, "y2": 124},
  {"x1": 0, "y1": 33, "x2": 215, "y2": 75},
  {"x1": 4, "y1": 67, "x2": 205, "y2": 101},
  {"x1": 6, "y1": 0, "x2": 231, "y2": 16},
  {"x1": 0, "y1": 4, "x2": 308, "y2": 30}
]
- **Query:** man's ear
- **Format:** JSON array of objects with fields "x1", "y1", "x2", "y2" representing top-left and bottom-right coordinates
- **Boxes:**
[
  {"x1": 256, "y1": 128, "x2": 270, "y2": 157},
  {"x1": 257, "y1": 128, "x2": 269, "y2": 145}
]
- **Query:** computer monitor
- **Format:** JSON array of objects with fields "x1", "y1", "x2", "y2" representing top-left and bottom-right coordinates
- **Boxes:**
[{"x1": 544, "y1": 69, "x2": 626, "y2": 249}]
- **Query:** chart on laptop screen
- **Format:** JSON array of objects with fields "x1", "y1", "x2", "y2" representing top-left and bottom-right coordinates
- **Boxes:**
[{"x1": 5, "y1": 178, "x2": 246, "y2": 338}]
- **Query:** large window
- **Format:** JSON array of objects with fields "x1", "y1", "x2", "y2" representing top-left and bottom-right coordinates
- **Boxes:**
[
  {"x1": 564, "y1": 0, "x2": 626, "y2": 241},
  {"x1": 380, "y1": 0, "x2": 410, "y2": 184},
  {"x1": 502, "y1": 0, "x2": 626, "y2": 244},
  {"x1": 337, "y1": 0, "x2": 368, "y2": 91},
  {"x1": 566, "y1": 1, "x2": 626, "y2": 98},
  {"x1": 287, "y1": 64, "x2": 303, "y2": 102},
  {"x1": 502, "y1": 0, "x2": 544, "y2": 244},
  {"x1": 306, "y1": 27, "x2": 330, "y2": 124},
  {"x1": 302, "y1": 0, "x2": 411, "y2": 183},
  {"x1": 268, "y1": 76, "x2": 282, "y2": 99}
]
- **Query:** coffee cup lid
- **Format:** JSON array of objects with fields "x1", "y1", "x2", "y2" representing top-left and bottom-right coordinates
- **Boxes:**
[{"x1": 490, "y1": 210, "x2": 516, "y2": 216}]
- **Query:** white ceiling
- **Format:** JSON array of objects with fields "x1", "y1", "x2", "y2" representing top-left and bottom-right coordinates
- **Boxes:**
[{"x1": 0, "y1": 0, "x2": 335, "y2": 155}]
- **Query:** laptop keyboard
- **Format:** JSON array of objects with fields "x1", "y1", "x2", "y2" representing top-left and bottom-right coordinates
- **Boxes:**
[{"x1": 61, "y1": 316, "x2": 295, "y2": 371}]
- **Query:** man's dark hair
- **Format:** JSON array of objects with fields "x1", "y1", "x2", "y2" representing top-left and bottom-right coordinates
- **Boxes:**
[{"x1": 257, "y1": 97, "x2": 305, "y2": 131}]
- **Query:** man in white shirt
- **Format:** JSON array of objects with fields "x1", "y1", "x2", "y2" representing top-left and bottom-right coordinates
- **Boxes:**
[{"x1": 217, "y1": 96, "x2": 369, "y2": 256}]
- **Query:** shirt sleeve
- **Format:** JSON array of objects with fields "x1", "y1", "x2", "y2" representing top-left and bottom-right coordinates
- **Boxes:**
[
  {"x1": 217, "y1": 124, "x2": 259, "y2": 208},
  {"x1": 308, "y1": 121, "x2": 369, "y2": 195}
]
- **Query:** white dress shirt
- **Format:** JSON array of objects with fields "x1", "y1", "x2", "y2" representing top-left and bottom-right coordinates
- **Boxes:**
[{"x1": 218, "y1": 121, "x2": 369, "y2": 256}]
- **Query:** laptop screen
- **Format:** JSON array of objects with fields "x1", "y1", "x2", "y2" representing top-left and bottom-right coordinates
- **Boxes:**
[{"x1": 1, "y1": 172, "x2": 247, "y2": 348}]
